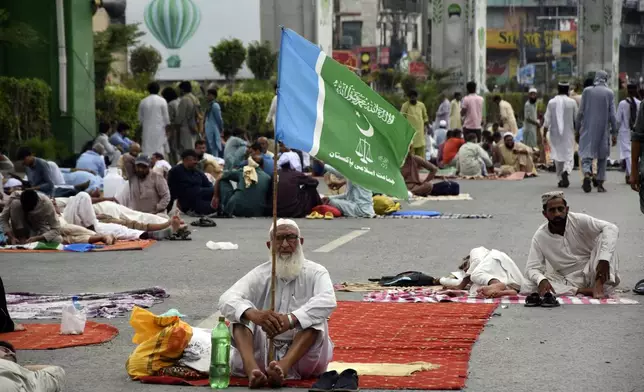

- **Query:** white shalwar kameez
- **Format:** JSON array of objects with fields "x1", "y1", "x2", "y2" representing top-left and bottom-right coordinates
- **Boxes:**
[
  {"x1": 522, "y1": 212, "x2": 620, "y2": 296},
  {"x1": 56, "y1": 197, "x2": 167, "y2": 225},
  {"x1": 219, "y1": 260, "x2": 337, "y2": 380},
  {"x1": 616, "y1": 98, "x2": 641, "y2": 176},
  {"x1": 465, "y1": 247, "x2": 524, "y2": 295},
  {"x1": 59, "y1": 193, "x2": 143, "y2": 240},
  {"x1": 139, "y1": 94, "x2": 171, "y2": 156},
  {"x1": 544, "y1": 95, "x2": 578, "y2": 180}
]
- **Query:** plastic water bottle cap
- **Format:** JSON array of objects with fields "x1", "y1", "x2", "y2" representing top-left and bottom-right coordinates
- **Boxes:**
[
  {"x1": 72, "y1": 296, "x2": 79, "y2": 302},
  {"x1": 218, "y1": 316, "x2": 225, "y2": 322}
]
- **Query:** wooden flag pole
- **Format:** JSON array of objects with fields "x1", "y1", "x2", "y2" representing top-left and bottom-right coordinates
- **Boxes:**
[{"x1": 268, "y1": 128, "x2": 280, "y2": 363}]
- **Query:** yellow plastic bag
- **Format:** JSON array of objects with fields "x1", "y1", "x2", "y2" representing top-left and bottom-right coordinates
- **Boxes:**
[
  {"x1": 373, "y1": 195, "x2": 401, "y2": 215},
  {"x1": 125, "y1": 306, "x2": 193, "y2": 379}
]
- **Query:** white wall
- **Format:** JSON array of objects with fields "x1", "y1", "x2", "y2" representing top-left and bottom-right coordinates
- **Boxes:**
[{"x1": 126, "y1": 0, "x2": 261, "y2": 80}]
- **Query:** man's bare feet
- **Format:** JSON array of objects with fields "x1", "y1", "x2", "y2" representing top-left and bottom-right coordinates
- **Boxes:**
[
  {"x1": 593, "y1": 279, "x2": 605, "y2": 299},
  {"x1": 266, "y1": 361, "x2": 287, "y2": 388},
  {"x1": 248, "y1": 369, "x2": 267, "y2": 389},
  {"x1": 103, "y1": 234, "x2": 116, "y2": 245},
  {"x1": 170, "y1": 215, "x2": 183, "y2": 232},
  {"x1": 13, "y1": 323, "x2": 26, "y2": 331},
  {"x1": 477, "y1": 282, "x2": 507, "y2": 298}
]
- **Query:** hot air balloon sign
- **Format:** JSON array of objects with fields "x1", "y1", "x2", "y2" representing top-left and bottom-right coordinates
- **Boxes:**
[{"x1": 144, "y1": 0, "x2": 202, "y2": 68}]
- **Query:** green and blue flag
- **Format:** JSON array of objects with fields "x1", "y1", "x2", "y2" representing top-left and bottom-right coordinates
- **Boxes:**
[{"x1": 275, "y1": 28, "x2": 415, "y2": 199}]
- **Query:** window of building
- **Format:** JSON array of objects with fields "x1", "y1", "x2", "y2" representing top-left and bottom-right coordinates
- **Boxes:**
[
  {"x1": 487, "y1": 9, "x2": 506, "y2": 29},
  {"x1": 342, "y1": 21, "x2": 363, "y2": 48}
]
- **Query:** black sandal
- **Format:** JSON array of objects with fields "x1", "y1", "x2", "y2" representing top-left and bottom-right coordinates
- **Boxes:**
[
  {"x1": 190, "y1": 217, "x2": 217, "y2": 227},
  {"x1": 633, "y1": 279, "x2": 644, "y2": 295},
  {"x1": 541, "y1": 292, "x2": 560, "y2": 307},
  {"x1": 524, "y1": 292, "x2": 542, "y2": 307}
]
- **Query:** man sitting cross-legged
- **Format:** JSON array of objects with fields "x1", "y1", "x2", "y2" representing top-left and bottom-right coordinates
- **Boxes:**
[
  {"x1": 218, "y1": 219, "x2": 336, "y2": 388},
  {"x1": 522, "y1": 191, "x2": 620, "y2": 298},
  {"x1": 1, "y1": 190, "x2": 62, "y2": 245},
  {"x1": 0, "y1": 341, "x2": 65, "y2": 392},
  {"x1": 446, "y1": 246, "x2": 524, "y2": 298}
]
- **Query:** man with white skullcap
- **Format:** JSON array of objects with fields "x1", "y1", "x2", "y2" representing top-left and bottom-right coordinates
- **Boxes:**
[
  {"x1": 522, "y1": 191, "x2": 620, "y2": 301},
  {"x1": 219, "y1": 219, "x2": 337, "y2": 388},
  {"x1": 434, "y1": 119, "x2": 449, "y2": 147},
  {"x1": 496, "y1": 132, "x2": 537, "y2": 176},
  {"x1": 523, "y1": 87, "x2": 540, "y2": 148}
]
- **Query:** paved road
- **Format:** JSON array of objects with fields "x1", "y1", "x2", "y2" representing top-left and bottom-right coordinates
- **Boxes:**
[{"x1": 3, "y1": 169, "x2": 644, "y2": 392}]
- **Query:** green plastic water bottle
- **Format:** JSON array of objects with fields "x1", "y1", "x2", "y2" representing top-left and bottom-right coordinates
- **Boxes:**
[{"x1": 209, "y1": 317, "x2": 231, "y2": 389}]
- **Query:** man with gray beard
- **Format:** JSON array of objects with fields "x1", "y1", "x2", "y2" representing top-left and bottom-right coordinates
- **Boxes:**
[{"x1": 218, "y1": 219, "x2": 337, "y2": 388}]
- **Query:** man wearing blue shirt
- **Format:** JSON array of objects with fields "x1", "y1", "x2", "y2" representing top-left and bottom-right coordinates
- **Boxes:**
[
  {"x1": 16, "y1": 147, "x2": 81, "y2": 197},
  {"x1": 109, "y1": 122, "x2": 134, "y2": 152},
  {"x1": 76, "y1": 144, "x2": 107, "y2": 178}
]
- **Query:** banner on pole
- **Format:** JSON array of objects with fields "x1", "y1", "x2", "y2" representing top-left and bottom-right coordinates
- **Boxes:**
[{"x1": 275, "y1": 28, "x2": 415, "y2": 199}]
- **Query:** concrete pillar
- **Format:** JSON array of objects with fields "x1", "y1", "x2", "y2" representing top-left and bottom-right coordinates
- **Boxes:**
[
  {"x1": 578, "y1": 0, "x2": 622, "y2": 89},
  {"x1": 430, "y1": 0, "x2": 486, "y2": 93}
]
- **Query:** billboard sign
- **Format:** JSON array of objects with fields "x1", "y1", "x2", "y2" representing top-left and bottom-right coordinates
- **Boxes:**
[{"x1": 126, "y1": 0, "x2": 261, "y2": 80}]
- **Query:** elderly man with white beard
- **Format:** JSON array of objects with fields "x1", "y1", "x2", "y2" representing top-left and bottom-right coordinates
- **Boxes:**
[{"x1": 218, "y1": 219, "x2": 337, "y2": 388}]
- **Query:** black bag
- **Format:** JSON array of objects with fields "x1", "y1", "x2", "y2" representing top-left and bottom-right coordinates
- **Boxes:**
[{"x1": 370, "y1": 271, "x2": 437, "y2": 287}]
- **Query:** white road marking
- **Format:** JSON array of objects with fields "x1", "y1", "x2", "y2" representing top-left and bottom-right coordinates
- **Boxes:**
[
  {"x1": 410, "y1": 198, "x2": 428, "y2": 206},
  {"x1": 314, "y1": 229, "x2": 370, "y2": 253}
]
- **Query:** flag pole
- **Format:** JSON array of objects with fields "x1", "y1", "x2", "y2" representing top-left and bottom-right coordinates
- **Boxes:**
[
  {"x1": 269, "y1": 25, "x2": 286, "y2": 364},
  {"x1": 268, "y1": 137, "x2": 279, "y2": 364}
]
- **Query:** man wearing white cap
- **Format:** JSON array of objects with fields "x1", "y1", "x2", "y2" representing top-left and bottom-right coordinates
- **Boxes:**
[
  {"x1": 543, "y1": 82, "x2": 578, "y2": 188},
  {"x1": 523, "y1": 88, "x2": 539, "y2": 148},
  {"x1": 434, "y1": 120, "x2": 448, "y2": 147},
  {"x1": 219, "y1": 219, "x2": 336, "y2": 388},
  {"x1": 496, "y1": 132, "x2": 537, "y2": 175},
  {"x1": 522, "y1": 191, "x2": 620, "y2": 299}
]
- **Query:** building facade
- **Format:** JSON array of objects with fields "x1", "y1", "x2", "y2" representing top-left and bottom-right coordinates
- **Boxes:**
[
  {"x1": 485, "y1": 0, "x2": 577, "y2": 88},
  {"x1": 332, "y1": 0, "x2": 424, "y2": 73},
  {"x1": 620, "y1": 0, "x2": 644, "y2": 81}
]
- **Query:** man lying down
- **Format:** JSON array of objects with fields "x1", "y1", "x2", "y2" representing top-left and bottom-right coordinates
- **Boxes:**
[{"x1": 444, "y1": 247, "x2": 524, "y2": 298}]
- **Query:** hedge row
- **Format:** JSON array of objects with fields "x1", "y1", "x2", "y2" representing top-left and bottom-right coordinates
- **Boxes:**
[{"x1": 0, "y1": 77, "x2": 51, "y2": 157}]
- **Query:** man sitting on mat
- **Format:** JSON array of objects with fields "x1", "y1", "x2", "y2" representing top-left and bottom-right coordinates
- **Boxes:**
[
  {"x1": 321, "y1": 164, "x2": 375, "y2": 218},
  {"x1": 445, "y1": 246, "x2": 524, "y2": 298},
  {"x1": 401, "y1": 145, "x2": 460, "y2": 197},
  {"x1": 219, "y1": 219, "x2": 336, "y2": 388},
  {"x1": 0, "y1": 340, "x2": 66, "y2": 391},
  {"x1": 522, "y1": 191, "x2": 620, "y2": 299},
  {"x1": 1, "y1": 190, "x2": 62, "y2": 245}
]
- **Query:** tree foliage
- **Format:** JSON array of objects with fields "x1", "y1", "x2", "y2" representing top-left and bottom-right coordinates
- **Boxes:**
[
  {"x1": 246, "y1": 41, "x2": 277, "y2": 80},
  {"x1": 209, "y1": 38, "x2": 247, "y2": 83},
  {"x1": 129, "y1": 44, "x2": 162, "y2": 76},
  {"x1": 94, "y1": 23, "x2": 144, "y2": 89},
  {"x1": 0, "y1": 9, "x2": 40, "y2": 48}
]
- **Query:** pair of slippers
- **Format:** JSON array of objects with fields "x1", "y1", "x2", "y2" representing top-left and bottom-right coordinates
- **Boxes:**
[
  {"x1": 524, "y1": 292, "x2": 560, "y2": 307},
  {"x1": 633, "y1": 279, "x2": 644, "y2": 295},
  {"x1": 306, "y1": 211, "x2": 334, "y2": 220},
  {"x1": 310, "y1": 369, "x2": 359, "y2": 392}
]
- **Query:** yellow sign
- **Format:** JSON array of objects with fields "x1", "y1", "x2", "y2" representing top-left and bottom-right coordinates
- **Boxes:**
[{"x1": 487, "y1": 29, "x2": 577, "y2": 50}]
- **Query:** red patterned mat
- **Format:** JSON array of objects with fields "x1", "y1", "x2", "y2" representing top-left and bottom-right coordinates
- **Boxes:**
[
  {"x1": 0, "y1": 321, "x2": 119, "y2": 349},
  {"x1": 140, "y1": 301, "x2": 497, "y2": 390}
]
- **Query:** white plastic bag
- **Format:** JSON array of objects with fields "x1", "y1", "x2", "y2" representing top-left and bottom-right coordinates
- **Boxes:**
[
  {"x1": 178, "y1": 327, "x2": 212, "y2": 372},
  {"x1": 206, "y1": 241, "x2": 238, "y2": 250},
  {"x1": 60, "y1": 304, "x2": 86, "y2": 335}
]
